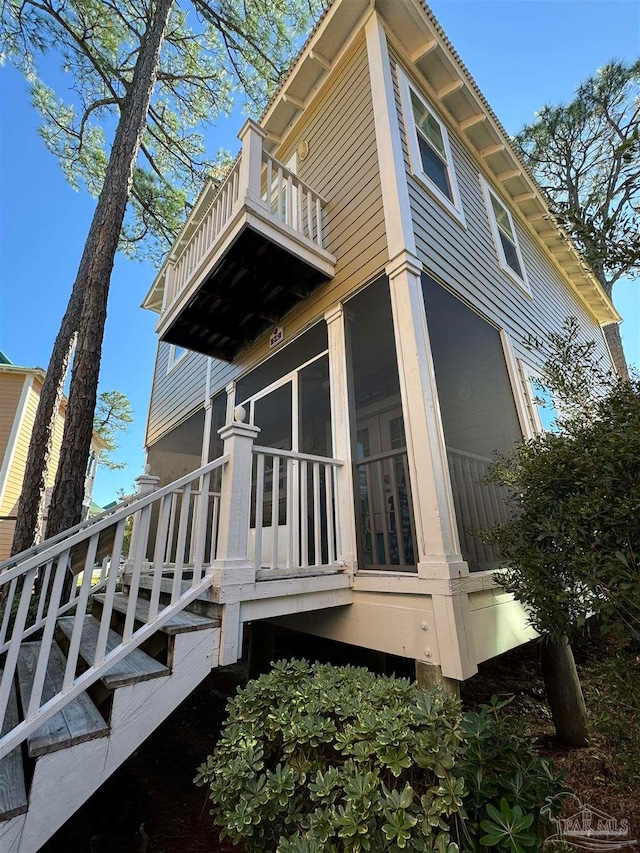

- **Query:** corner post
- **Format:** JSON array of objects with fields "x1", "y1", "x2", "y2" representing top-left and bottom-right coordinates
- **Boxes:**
[
  {"x1": 238, "y1": 119, "x2": 268, "y2": 209},
  {"x1": 366, "y1": 10, "x2": 475, "y2": 682},
  {"x1": 325, "y1": 304, "x2": 358, "y2": 571},
  {"x1": 386, "y1": 254, "x2": 466, "y2": 580},
  {"x1": 212, "y1": 406, "x2": 260, "y2": 585}
]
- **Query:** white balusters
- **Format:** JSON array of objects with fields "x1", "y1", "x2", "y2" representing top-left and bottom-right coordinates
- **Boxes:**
[
  {"x1": 94, "y1": 518, "x2": 126, "y2": 666},
  {"x1": 260, "y1": 151, "x2": 326, "y2": 249},
  {"x1": 253, "y1": 453, "x2": 265, "y2": 570},
  {"x1": 0, "y1": 453, "x2": 227, "y2": 762},
  {"x1": 171, "y1": 483, "x2": 191, "y2": 603},
  {"x1": 161, "y1": 124, "x2": 329, "y2": 321},
  {"x1": 169, "y1": 157, "x2": 243, "y2": 305},
  {"x1": 251, "y1": 447, "x2": 341, "y2": 572}
]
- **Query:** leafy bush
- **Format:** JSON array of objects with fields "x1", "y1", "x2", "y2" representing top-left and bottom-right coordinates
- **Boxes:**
[
  {"x1": 195, "y1": 661, "x2": 566, "y2": 852},
  {"x1": 481, "y1": 376, "x2": 640, "y2": 643}
]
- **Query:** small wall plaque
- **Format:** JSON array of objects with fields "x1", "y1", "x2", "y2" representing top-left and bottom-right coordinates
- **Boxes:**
[{"x1": 270, "y1": 326, "x2": 284, "y2": 348}]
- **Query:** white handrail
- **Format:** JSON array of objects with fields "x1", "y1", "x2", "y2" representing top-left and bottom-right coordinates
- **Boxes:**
[
  {"x1": 160, "y1": 127, "x2": 329, "y2": 320},
  {"x1": 170, "y1": 159, "x2": 242, "y2": 303},
  {"x1": 0, "y1": 456, "x2": 228, "y2": 585},
  {"x1": 0, "y1": 454, "x2": 228, "y2": 761},
  {"x1": 0, "y1": 493, "x2": 136, "y2": 575}
]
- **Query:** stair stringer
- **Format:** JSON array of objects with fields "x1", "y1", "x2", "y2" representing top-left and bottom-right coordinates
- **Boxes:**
[{"x1": 1, "y1": 626, "x2": 220, "y2": 853}]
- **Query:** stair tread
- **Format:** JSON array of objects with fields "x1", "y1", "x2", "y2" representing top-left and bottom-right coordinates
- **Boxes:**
[
  {"x1": 17, "y1": 642, "x2": 109, "y2": 758},
  {"x1": 57, "y1": 615, "x2": 170, "y2": 689},
  {"x1": 0, "y1": 673, "x2": 28, "y2": 820},
  {"x1": 93, "y1": 593, "x2": 220, "y2": 635}
]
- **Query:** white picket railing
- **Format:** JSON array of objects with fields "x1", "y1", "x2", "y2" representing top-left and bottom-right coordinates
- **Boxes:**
[
  {"x1": 0, "y1": 455, "x2": 227, "y2": 761},
  {"x1": 167, "y1": 159, "x2": 242, "y2": 307},
  {"x1": 251, "y1": 447, "x2": 342, "y2": 571},
  {"x1": 162, "y1": 120, "x2": 328, "y2": 318},
  {"x1": 261, "y1": 151, "x2": 325, "y2": 248},
  {"x1": 0, "y1": 409, "x2": 349, "y2": 763}
]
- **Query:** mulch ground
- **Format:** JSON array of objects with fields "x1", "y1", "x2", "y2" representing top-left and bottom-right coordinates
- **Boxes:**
[{"x1": 41, "y1": 628, "x2": 640, "y2": 853}]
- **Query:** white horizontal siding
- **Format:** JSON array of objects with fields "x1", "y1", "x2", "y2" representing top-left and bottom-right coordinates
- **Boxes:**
[
  {"x1": 145, "y1": 342, "x2": 208, "y2": 446},
  {"x1": 146, "y1": 37, "x2": 386, "y2": 448},
  {"x1": 390, "y1": 47, "x2": 613, "y2": 373}
]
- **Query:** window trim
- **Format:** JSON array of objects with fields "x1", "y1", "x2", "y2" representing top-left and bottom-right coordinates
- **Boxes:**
[
  {"x1": 397, "y1": 65, "x2": 465, "y2": 227},
  {"x1": 499, "y1": 331, "x2": 536, "y2": 440},
  {"x1": 480, "y1": 176, "x2": 531, "y2": 295},
  {"x1": 166, "y1": 343, "x2": 189, "y2": 375},
  {"x1": 517, "y1": 359, "x2": 562, "y2": 433}
]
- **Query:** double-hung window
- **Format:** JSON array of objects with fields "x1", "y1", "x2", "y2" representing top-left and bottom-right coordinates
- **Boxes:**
[
  {"x1": 397, "y1": 67, "x2": 464, "y2": 223},
  {"x1": 481, "y1": 177, "x2": 530, "y2": 293}
]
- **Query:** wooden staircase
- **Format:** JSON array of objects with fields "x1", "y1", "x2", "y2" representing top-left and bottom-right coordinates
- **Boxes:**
[
  {"x1": 0, "y1": 589, "x2": 220, "y2": 852},
  {"x1": 0, "y1": 424, "x2": 351, "y2": 851}
]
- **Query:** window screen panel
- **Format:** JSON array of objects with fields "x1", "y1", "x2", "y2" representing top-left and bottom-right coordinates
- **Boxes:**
[
  {"x1": 237, "y1": 322, "x2": 327, "y2": 403},
  {"x1": 422, "y1": 274, "x2": 523, "y2": 571}
]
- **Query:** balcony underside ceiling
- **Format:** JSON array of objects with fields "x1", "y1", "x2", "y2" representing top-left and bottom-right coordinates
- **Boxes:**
[{"x1": 160, "y1": 225, "x2": 330, "y2": 362}]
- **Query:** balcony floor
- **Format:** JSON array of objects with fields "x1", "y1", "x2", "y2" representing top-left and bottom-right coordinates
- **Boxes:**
[{"x1": 160, "y1": 224, "x2": 331, "y2": 361}]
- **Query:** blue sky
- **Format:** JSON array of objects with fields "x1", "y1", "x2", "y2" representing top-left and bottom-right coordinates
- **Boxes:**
[{"x1": 1, "y1": 0, "x2": 639, "y2": 506}]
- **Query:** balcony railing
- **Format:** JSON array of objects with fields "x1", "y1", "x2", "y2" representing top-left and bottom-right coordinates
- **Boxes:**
[
  {"x1": 166, "y1": 158, "x2": 243, "y2": 308},
  {"x1": 159, "y1": 120, "x2": 334, "y2": 331}
]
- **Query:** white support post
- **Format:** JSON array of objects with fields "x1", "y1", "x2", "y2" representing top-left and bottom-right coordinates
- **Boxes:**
[
  {"x1": 387, "y1": 253, "x2": 475, "y2": 681},
  {"x1": 365, "y1": 12, "x2": 476, "y2": 681},
  {"x1": 238, "y1": 119, "x2": 268, "y2": 209},
  {"x1": 211, "y1": 406, "x2": 260, "y2": 585},
  {"x1": 127, "y1": 466, "x2": 160, "y2": 567},
  {"x1": 386, "y1": 254, "x2": 466, "y2": 579},
  {"x1": 201, "y1": 358, "x2": 214, "y2": 467},
  {"x1": 325, "y1": 304, "x2": 358, "y2": 571}
]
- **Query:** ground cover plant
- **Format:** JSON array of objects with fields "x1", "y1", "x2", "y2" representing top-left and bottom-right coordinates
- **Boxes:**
[{"x1": 195, "y1": 659, "x2": 567, "y2": 853}]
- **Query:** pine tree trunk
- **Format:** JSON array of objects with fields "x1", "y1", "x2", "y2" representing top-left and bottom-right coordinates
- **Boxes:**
[
  {"x1": 593, "y1": 268, "x2": 629, "y2": 380},
  {"x1": 45, "y1": 0, "x2": 173, "y2": 549},
  {"x1": 602, "y1": 322, "x2": 629, "y2": 380},
  {"x1": 540, "y1": 635, "x2": 588, "y2": 747},
  {"x1": 10, "y1": 292, "x2": 80, "y2": 556}
]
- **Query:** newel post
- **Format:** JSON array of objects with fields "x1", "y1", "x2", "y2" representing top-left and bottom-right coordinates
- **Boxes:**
[
  {"x1": 212, "y1": 405, "x2": 260, "y2": 585},
  {"x1": 127, "y1": 464, "x2": 160, "y2": 565},
  {"x1": 238, "y1": 119, "x2": 268, "y2": 209}
]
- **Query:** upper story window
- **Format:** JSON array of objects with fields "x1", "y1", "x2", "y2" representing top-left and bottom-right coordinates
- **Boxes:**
[
  {"x1": 518, "y1": 360, "x2": 560, "y2": 433},
  {"x1": 397, "y1": 66, "x2": 464, "y2": 224},
  {"x1": 481, "y1": 177, "x2": 531, "y2": 294},
  {"x1": 166, "y1": 344, "x2": 188, "y2": 374}
]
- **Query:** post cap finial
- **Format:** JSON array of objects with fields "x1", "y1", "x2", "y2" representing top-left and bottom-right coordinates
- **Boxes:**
[{"x1": 234, "y1": 405, "x2": 247, "y2": 423}]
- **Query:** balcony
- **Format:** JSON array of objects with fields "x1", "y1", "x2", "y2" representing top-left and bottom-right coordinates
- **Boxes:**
[{"x1": 152, "y1": 120, "x2": 336, "y2": 362}]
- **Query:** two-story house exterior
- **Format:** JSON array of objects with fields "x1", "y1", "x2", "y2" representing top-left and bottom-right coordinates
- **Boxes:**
[
  {"x1": 0, "y1": 2, "x2": 622, "y2": 846},
  {"x1": 140, "y1": 0, "x2": 618, "y2": 683}
]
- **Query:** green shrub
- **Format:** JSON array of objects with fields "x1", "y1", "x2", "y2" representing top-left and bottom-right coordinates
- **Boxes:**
[{"x1": 195, "y1": 661, "x2": 566, "y2": 852}]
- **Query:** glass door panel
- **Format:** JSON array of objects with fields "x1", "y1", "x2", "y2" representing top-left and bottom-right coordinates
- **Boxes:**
[{"x1": 250, "y1": 383, "x2": 292, "y2": 567}]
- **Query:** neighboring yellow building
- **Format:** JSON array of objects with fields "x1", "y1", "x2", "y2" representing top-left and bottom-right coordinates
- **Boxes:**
[{"x1": 0, "y1": 352, "x2": 104, "y2": 561}]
